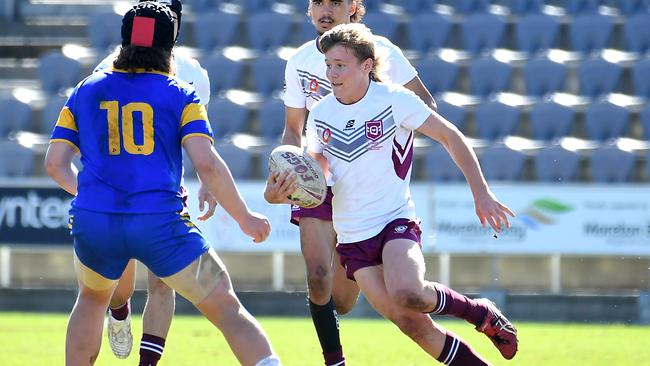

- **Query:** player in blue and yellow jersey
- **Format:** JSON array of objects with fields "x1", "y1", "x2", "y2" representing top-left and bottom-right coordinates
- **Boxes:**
[{"x1": 45, "y1": 2, "x2": 281, "y2": 365}]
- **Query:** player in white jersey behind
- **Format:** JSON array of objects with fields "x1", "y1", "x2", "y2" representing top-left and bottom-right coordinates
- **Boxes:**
[
  {"x1": 263, "y1": 1, "x2": 436, "y2": 365},
  {"x1": 93, "y1": 1, "x2": 217, "y2": 364},
  {"x1": 305, "y1": 23, "x2": 519, "y2": 365}
]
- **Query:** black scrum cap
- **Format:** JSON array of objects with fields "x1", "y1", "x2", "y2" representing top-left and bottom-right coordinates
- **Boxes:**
[{"x1": 121, "y1": 1, "x2": 175, "y2": 50}]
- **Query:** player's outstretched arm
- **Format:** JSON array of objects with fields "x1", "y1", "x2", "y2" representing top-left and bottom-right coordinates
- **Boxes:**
[
  {"x1": 44, "y1": 142, "x2": 79, "y2": 196},
  {"x1": 183, "y1": 137, "x2": 271, "y2": 243},
  {"x1": 416, "y1": 113, "x2": 515, "y2": 232}
]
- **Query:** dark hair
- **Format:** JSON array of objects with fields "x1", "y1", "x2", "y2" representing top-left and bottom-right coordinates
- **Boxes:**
[
  {"x1": 306, "y1": 0, "x2": 366, "y2": 23},
  {"x1": 113, "y1": 45, "x2": 172, "y2": 73},
  {"x1": 319, "y1": 23, "x2": 384, "y2": 82}
]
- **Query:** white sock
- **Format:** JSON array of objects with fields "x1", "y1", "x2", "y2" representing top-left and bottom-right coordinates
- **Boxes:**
[{"x1": 254, "y1": 355, "x2": 282, "y2": 366}]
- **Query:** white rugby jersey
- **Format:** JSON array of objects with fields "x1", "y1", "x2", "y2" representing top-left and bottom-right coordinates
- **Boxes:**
[
  {"x1": 94, "y1": 51, "x2": 211, "y2": 105},
  {"x1": 284, "y1": 36, "x2": 417, "y2": 111},
  {"x1": 306, "y1": 82, "x2": 433, "y2": 243}
]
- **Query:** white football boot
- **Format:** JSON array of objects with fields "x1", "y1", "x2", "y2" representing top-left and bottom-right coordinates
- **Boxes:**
[{"x1": 107, "y1": 304, "x2": 133, "y2": 359}]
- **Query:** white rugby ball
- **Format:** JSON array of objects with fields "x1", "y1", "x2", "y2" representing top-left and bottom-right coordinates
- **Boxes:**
[{"x1": 268, "y1": 145, "x2": 327, "y2": 208}]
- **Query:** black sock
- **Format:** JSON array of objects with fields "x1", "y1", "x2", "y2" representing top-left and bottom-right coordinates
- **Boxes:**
[{"x1": 309, "y1": 297, "x2": 345, "y2": 365}]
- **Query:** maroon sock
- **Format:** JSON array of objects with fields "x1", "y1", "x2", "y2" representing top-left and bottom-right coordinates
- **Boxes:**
[
  {"x1": 139, "y1": 334, "x2": 165, "y2": 366},
  {"x1": 323, "y1": 348, "x2": 345, "y2": 366},
  {"x1": 429, "y1": 283, "x2": 487, "y2": 327},
  {"x1": 109, "y1": 302, "x2": 129, "y2": 321},
  {"x1": 436, "y1": 332, "x2": 490, "y2": 366}
]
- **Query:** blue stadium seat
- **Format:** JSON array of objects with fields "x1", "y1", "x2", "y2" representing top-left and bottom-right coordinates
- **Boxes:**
[
  {"x1": 641, "y1": 104, "x2": 650, "y2": 140},
  {"x1": 468, "y1": 55, "x2": 513, "y2": 97},
  {"x1": 294, "y1": 18, "x2": 318, "y2": 46},
  {"x1": 578, "y1": 56, "x2": 622, "y2": 97},
  {"x1": 185, "y1": 0, "x2": 221, "y2": 12},
  {"x1": 462, "y1": 13, "x2": 506, "y2": 55},
  {"x1": 363, "y1": 0, "x2": 382, "y2": 11},
  {"x1": 251, "y1": 55, "x2": 286, "y2": 96},
  {"x1": 39, "y1": 96, "x2": 67, "y2": 134},
  {"x1": 0, "y1": 97, "x2": 32, "y2": 137},
  {"x1": 524, "y1": 55, "x2": 567, "y2": 96},
  {"x1": 624, "y1": 13, "x2": 650, "y2": 54},
  {"x1": 435, "y1": 100, "x2": 466, "y2": 132},
  {"x1": 453, "y1": 0, "x2": 490, "y2": 13},
  {"x1": 515, "y1": 13, "x2": 560, "y2": 54},
  {"x1": 407, "y1": 13, "x2": 452, "y2": 53},
  {"x1": 257, "y1": 99, "x2": 285, "y2": 140},
  {"x1": 416, "y1": 55, "x2": 459, "y2": 94},
  {"x1": 508, "y1": 0, "x2": 545, "y2": 14},
  {"x1": 194, "y1": 11, "x2": 239, "y2": 52},
  {"x1": 286, "y1": 0, "x2": 309, "y2": 14},
  {"x1": 615, "y1": 0, "x2": 650, "y2": 15},
  {"x1": 529, "y1": 101, "x2": 575, "y2": 141},
  {"x1": 565, "y1": 0, "x2": 603, "y2": 14},
  {"x1": 247, "y1": 11, "x2": 293, "y2": 52},
  {"x1": 398, "y1": 0, "x2": 437, "y2": 12},
  {"x1": 424, "y1": 144, "x2": 465, "y2": 182},
  {"x1": 569, "y1": 13, "x2": 613, "y2": 54},
  {"x1": 207, "y1": 98, "x2": 249, "y2": 140},
  {"x1": 474, "y1": 101, "x2": 520, "y2": 140},
  {"x1": 534, "y1": 146, "x2": 581, "y2": 182},
  {"x1": 38, "y1": 51, "x2": 81, "y2": 95},
  {"x1": 589, "y1": 146, "x2": 635, "y2": 182},
  {"x1": 0, "y1": 141, "x2": 35, "y2": 177},
  {"x1": 363, "y1": 12, "x2": 400, "y2": 41},
  {"x1": 633, "y1": 57, "x2": 650, "y2": 97},
  {"x1": 216, "y1": 143, "x2": 254, "y2": 179},
  {"x1": 585, "y1": 101, "x2": 629, "y2": 141},
  {"x1": 201, "y1": 55, "x2": 244, "y2": 95},
  {"x1": 479, "y1": 145, "x2": 526, "y2": 181},
  {"x1": 87, "y1": 11, "x2": 122, "y2": 51},
  {"x1": 240, "y1": 0, "x2": 272, "y2": 11}
]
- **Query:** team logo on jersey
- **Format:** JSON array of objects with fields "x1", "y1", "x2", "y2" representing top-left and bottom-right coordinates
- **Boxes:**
[
  {"x1": 309, "y1": 79, "x2": 319, "y2": 93},
  {"x1": 394, "y1": 225, "x2": 408, "y2": 234},
  {"x1": 321, "y1": 128, "x2": 332, "y2": 144},
  {"x1": 365, "y1": 120, "x2": 383, "y2": 141},
  {"x1": 344, "y1": 120, "x2": 355, "y2": 130}
]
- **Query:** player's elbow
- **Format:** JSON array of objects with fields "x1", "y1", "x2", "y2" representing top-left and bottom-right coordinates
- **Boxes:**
[
  {"x1": 191, "y1": 153, "x2": 220, "y2": 178},
  {"x1": 44, "y1": 154, "x2": 64, "y2": 179}
]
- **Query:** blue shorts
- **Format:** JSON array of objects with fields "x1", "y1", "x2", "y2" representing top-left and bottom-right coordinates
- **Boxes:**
[{"x1": 70, "y1": 208, "x2": 209, "y2": 279}]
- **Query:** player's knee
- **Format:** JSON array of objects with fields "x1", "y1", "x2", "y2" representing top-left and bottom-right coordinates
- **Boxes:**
[
  {"x1": 306, "y1": 263, "x2": 331, "y2": 294},
  {"x1": 333, "y1": 294, "x2": 357, "y2": 315},
  {"x1": 390, "y1": 288, "x2": 428, "y2": 312},
  {"x1": 148, "y1": 277, "x2": 174, "y2": 298},
  {"x1": 392, "y1": 314, "x2": 428, "y2": 343}
]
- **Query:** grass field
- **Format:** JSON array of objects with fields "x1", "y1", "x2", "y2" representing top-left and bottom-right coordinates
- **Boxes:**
[{"x1": 1, "y1": 312, "x2": 649, "y2": 365}]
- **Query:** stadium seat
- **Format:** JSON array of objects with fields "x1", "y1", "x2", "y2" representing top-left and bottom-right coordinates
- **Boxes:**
[
  {"x1": 479, "y1": 145, "x2": 526, "y2": 181},
  {"x1": 462, "y1": 13, "x2": 506, "y2": 55},
  {"x1": 193, "y1": 11, "x2": 239, "y2": 52},
  {"x1": 569, "y1": 13, "x2": 613, "y2": 54},
  {"x1": 247, "y1": 11, "x2": 293, "y2": 52},
  {"x1": 285, "y1": 0, "x2": 308, "y2": 14},
  {"x1": 632, "y1": 57, "x2": 650, "y2": 98},
  {"x1": 453, "y1": 0, "x2": 490, "y2": 13},
  {"x1": 407, "y1": 13, "x2": 452, "y2": 53},
  {"x1": 515, "y1": 13, "x2": 560, "y2": 54},
  {"x1": 424, "y1": 144, "x2": 465, "y2": 182},
  {"x1": 534, "y1": 145, "x2": 581, "y2": 182},
  {"x1": 250, "y1": 55, "x2": 286, "y2": 96},
  {"x1": 416, "y1": 55, "x2": 459, "y2": 94},
  {"x1": 565, "y1": 0, "x2": 603, "y2": 14},
  {"x1": 641, "y1": 104, "x2": 650, "y2": 140},
  {"x1": 257, "y1": 99, "x2": 285, "y2": 140},
  {"x1": 0, "y1": 97, "x2": 32, "y2": 137},
  {"x1": 363, "y1": 12, "x2": 400, "y2": 42},
  {"x1": 616, "y1": 0, "x2": 650, "y2": 15},
  {"x1": 201, "y1": 55, "x2": 244, "y2": 95},
  {"x1": 0, "y1": 141, "x2": 35, "y2": 177},
  {"x1": 240, "y1": 0, "x2": 272, "y2": 11},
  {"x1": 399, "y1": 0, "x2": 437, "y2": 12},
  {"x1": 363, "y1": 0, "x2": 382, "y2": 11},
  {"x1": 623, "y1": 13, "x2": 650, "y2": 54},
  {"x1": 524, "y1": 55, "x2": 567, "y2": 96},
  {"x1": 578, "y1": 56, "x2": 622, "y2": 97},
  {"x1": 87, "y1": 11, "x2": 122, "y2": 51},
  {"x1": 185, "y1": 0, "x2": 221, "y2": 12},
  {"x1": 468, "y1": 55, "x2": 513, "y2": 97},
  {"x1": 436, "y1": 100, "x2": 466, "y2": 132},
  {"x1": 508, "y1": 0, "x2": 545, "y2": 14},
  {"x1": 474, "y1": 101, "x2": 520, "y2": 140},
  {"x1": 207, "y1": 98, "x2": 249, "y2": 140},
  {"x1": 529, "y1": 101, "x2": 575, "y2": 141},
  {"x1": 589, "y1": 146, "x2": 636, "y2": 182},
  {"x1": 38, "y1": 96, "x2": 67, "y2": 134},
  {"x1": 585, "y1": 101, "x2": 630, "y2": 141},
  {"x1": 294, "y1": 18, "x2": 318, "y2": 46},
  {"x1": 215, "y1": 143, "x2": 254, "y2": 179},
  {"x1": 38, "y1": 51, "x2": 81, "y2": 95}
]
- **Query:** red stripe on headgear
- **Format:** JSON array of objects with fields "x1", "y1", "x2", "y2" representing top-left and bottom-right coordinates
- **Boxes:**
[{"x1": 131, "y1": 16, "x2": 155, "y2": 47}]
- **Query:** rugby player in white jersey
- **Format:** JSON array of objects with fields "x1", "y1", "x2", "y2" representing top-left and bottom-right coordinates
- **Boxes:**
[
  {"x1": 94, "y1": 1, "x2": 217, "y2": 364},
  {"x1": 263, "y1": 1, "x2": 437, "y2": 365},
  {"x1": 304, "y1": 23, "x2": 518, "y2": 365}
]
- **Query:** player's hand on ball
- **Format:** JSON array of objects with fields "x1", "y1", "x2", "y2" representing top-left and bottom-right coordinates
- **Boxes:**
[
  {"x1": 197, "y1": 183, "x2": 218, "y2": 221},
  {"x1": 239, "y1": 211, "x2": 271, "y2": 243},
  {"x1": 474, "y1": 190, "x2": 515, "y2": 233},
  {"x1": 263, "y1": 170, "x2": 297, "y2": 205}
]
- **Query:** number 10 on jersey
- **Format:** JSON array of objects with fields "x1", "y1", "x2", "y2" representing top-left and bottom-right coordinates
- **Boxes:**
[{"x1": 100, "y1": 101, "x2": 155, "y2": 156}]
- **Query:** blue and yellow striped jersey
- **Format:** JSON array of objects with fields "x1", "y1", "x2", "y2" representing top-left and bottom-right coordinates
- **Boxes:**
[{"x1": 50, "y1": 68, "x2": 213, "y2": 213}]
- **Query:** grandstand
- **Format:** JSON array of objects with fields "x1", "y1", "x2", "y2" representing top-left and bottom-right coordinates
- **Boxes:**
[{"x1": 1, "y1": 0, "x2": 650, "y2": 322}]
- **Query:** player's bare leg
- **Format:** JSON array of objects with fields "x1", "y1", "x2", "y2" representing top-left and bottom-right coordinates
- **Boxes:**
[
  {"x1": 162, "y1": 248, "x2": 280, "y2": 366},
  {"x1": 107, "y1": 259, "x2": 135, "y2": 358},
  {"x1": 354, "y1": 265, "x2": 490, "y2": 365},
  {"x1": 138, "y1": 271, "x2": 175, "y2": 365},
  {"x1": 110, "y1": 259, "x2": 136, "y2": 308},
  {"x1": 67, "y1": 254, "x2": 118, "y2": 366},
  {"x1": 330, "y1": 250, "x2": 359, "y2": 315}
]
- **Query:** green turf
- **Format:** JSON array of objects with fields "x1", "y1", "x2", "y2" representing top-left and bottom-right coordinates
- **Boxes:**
[{"x1": 1, "y1": 312, "x2": 649, "y2": 365}]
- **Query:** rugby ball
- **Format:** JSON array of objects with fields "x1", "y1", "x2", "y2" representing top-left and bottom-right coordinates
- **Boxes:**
[{"x1": 268, "y1": 145, "x2": 327, "y2": 208}]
